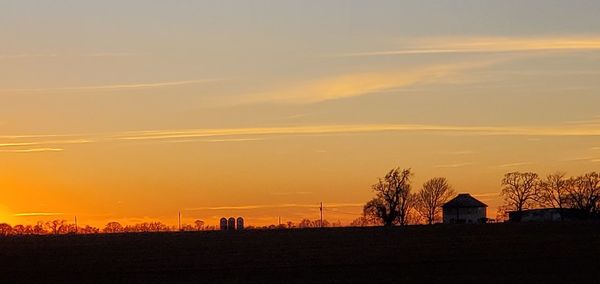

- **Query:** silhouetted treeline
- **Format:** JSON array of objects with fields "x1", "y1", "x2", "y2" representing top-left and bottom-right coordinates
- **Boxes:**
[
  {"x1": 359, "y1": 167, "x2": 600, "y2": 227},
  {"x1": 0, "y1": 219, "x2": 210, "y2": 236},
  {"x1": 361, "y1": 167, "x2": 455, "y2": 227},
  {"x1": 2, "y1": 170, "x2": 597, "y2": 235},
  {"x1": 499, "y1": 171, "x2": 600, "y2": 219},
  {"x1": 0, "y1": 220, "x2": 98, "y2": 236},
  {"x1": 0, "y1": 218, "x2": 347, "y2": 236}
]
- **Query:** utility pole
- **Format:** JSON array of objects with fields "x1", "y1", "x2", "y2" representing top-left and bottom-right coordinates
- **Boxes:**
[
  {"x1": 178, "y1": 210, "x2": 182, "y2": 231},
  {"x1": 278, "y1": 216, "x2": 281, "y2": 226},
  {"x1": 74, "y1": 216, "x2": 78, "y2": 234},
  {"x1": 320, "y1": 202, "x2": 323, "y2": 228}
]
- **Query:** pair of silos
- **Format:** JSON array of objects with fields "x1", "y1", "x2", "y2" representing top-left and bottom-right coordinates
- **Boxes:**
[{"x1": 220, "y1": 217, "x2": 244, "y2": 230}]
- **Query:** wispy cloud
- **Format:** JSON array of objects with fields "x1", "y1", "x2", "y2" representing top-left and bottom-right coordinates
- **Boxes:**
[
  {"x1": 563, "y1": 116, "x2": 600, "y2": 126},
  {"x1": 184, "y1": 203, "x2": 363, "y2": 211},
  {"x1": 559, "y1": 156, "x2": 598, "y2": 162},
  {"x1": 83, "y1": 52, "x2": 150, "y2": 57},
  {"x1": 155, "y1": 137, "x2": 265, "y2": 144},
  {"x1": 0, "y1": 79, "x2": 222, "y2": 94},
  {"x1": 472, "y1": 192, "x2": 500, "y2": 198},
  {"x1": 269, "y1": 191, "x2": 313, "y2": 196},
  {"x1": 3, "y1": 122, "x2": 600, "y2": 153},
  {"x1": 285, "y1": 113, "x2": 312, "y2": 120},
  {"x1": 0, "y1": 148, "x2": 64, "y2": 153},
  {"x1": 0, "y1": 52, "x2": 147, "y2": 60},
  {"x1": 239, "y1": 61, "x2": 495, "y2": 104},
  {"x1": 496, "y1": 162, "x2": 535, "y2": 168},
  {"x1": 0, "y1": 142, "x2": 39, "y2": 147},
  {"x1": 336, "y1": 37, "x2": 600, "y2": 57},
  {"x1": 434, "y1": 162, "x2": 475, "y2": 168},
  {"x1": 440, "y1": 150, "x2": 476, "y2": 155},
  {"x1": 14, "y1": 212, "x2": 64, "y2": 217},
  {"x1": 0, "y1": 138, "x2": 90, "y2": 154},
  {"x1": 0, "y1": 53, "x2": 58, "y2": 60},
  {"x1": 0, "y1": 133, "x2": 80, "y2": 139},
  {"x1": 117, "y1": 123, "x2": 600, "y2": 142},
  {"x1": 0, "y1": 139, "x2": 90, "y2": 148}
]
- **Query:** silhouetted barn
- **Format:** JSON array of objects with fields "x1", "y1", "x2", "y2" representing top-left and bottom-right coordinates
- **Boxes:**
[
  {"x1": 219, "y1": 218, "x2": 228, "y2": 230},
  {"x1": 236, "y1": 217, "x2": 244, "y2": 230},
  {"x1": 443, "y1": 193, "x2": 487, "y2": 224},
  {"x1": 508, "y1": 208, "x2": 587, "y2": 222},
  {"x1": 228, "y1": 217, "x2": 236, "y2": 230}
]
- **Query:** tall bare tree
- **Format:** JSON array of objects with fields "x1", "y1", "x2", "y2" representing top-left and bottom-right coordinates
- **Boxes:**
[
  {"x1": 500, "y1": 172, "x2": 540, "y2": 212},
  {"x1": 416, "y1": 177, "x2": 456, "y2": 224},
  {"x1": 567, "y1": 172, "x2": 600, "y2": 216},
  {"x1": 363, "y1": 167, "x2": 413, "y2": 226},
  {"x1": 538, "y1": 172, "x2": 571, "y2": 209}
]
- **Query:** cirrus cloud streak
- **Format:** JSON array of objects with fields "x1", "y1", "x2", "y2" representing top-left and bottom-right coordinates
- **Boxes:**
[
  {"x1": 2, "y1": 122, "x2": 600, "y2": 154},
  {"x1": 336, "y1": 36, "x2": 600, "y2": 57}
]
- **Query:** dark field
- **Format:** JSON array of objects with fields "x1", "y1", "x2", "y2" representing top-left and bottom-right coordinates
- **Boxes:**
[{"x1": 1, "y1": 222, "x2": 600, "y2": 283}]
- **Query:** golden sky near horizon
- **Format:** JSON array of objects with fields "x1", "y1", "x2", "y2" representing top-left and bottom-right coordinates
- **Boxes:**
[{"x1": 1, "y1": 1, "x2": 599, "y2": 227}]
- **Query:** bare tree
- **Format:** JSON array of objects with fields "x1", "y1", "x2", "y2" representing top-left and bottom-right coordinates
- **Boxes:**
[
  {"x1": 64, "y1": 224, "x2": 78, "y2": 234},
  {"x1": 79, "y1": 225, "x2": 100, "y2": 234},
  {"x1": 405, "y1": 203, "x2": 423, "y2": 225},
  {"x1": 538, "y1": 172, "x2": 571, "y2": 210},
  {"x1": 500, "y1": 172, "x2": 540, "y2": 212},
  {"x1": 350, "y1": 216, "x2": 373, "y2": 227},
  {"x1": 495, "y1": 206, "x2": 509, "y2": 222},
  {"x1": 0, "y1": 223, "x2": 12, "y2": 235},
  {"x1": 103, "y1": 222, "x2": 123, "y2": 233},
  {"x1": 297, "y1": 219, "x2": 330, "y2": 228},
  {"x1": 138, "y1": 222, "x2": 169, "y2": 232},
  {"x1": 12, "y1": 225, "x2": 27, "y2": 235},
  {"x1": 46, "y1": 220, "x2": 67, "y2": 235},
  {"x1": 416, "y1": 177, "x2": 456, "y2": 224},
  {"x1": 566, "y1": 172, "x2": 600, "y2": 216},
  {"x1": 33, "y1": 222, "x2": 46, "y2": 235},
  {"x1": 193, "y1": 220, "x2": 205, "y2": 231},
  {"x1": 312, "y1": 219, "x2": 330, "y2": 228},
  {"x1": 298, "y1": 219, "x2": 312, "y2": 228},
  {"x1": 363, "y1": 167, "x2": 413, "y2": 226}
]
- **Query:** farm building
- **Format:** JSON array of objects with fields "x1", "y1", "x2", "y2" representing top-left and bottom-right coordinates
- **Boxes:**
[
  {"x1": 508, "y1": 208, "x2": 587, "y2": 222},
  {"x1": 442, "y1": 193, "x2": 487, "y2": 224},
  {"x1": 219, "y1": 218, "x2": 228, "y2": 230}
]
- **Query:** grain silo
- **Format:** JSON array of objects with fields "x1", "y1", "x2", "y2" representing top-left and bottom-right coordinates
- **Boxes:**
[
  {"x1": 236, "y1": 217, "x2": 244, "y2": 230},
  {"x1": 219, "y1": 217, "x2": 228, "y2": 230},
  {"x1": 227, "y1": 217, "x2": 236, "y2": 230}
]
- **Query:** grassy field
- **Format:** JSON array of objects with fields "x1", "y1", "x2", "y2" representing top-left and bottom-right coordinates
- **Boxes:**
[{"x1": 1, "y1": 222, "x2": 600, "y2": 283}]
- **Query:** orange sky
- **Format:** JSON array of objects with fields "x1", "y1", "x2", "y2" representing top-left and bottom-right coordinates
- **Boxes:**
[{"x1": 1, "y1": 1, "x2": 599, "y2": 227}]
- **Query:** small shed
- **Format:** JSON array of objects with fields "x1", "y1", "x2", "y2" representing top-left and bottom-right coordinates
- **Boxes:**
[{"x1": 442, "y1": 193, "x2": 487, "y2": 224}]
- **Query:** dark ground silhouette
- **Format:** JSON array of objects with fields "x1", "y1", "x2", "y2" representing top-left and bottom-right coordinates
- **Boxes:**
[{"x1": 1, "y1": 222, "x2": 600, "y2": 283}]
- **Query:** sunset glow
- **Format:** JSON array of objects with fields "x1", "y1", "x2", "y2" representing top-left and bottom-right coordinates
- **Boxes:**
[{"x1": 1, "y1": 1, "x2": 599, "y2": 228}]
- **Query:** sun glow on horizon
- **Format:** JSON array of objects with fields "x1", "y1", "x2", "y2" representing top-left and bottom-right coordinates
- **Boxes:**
[{"x1": 1, "y1": 1, "x2": 600, "y2": 228}]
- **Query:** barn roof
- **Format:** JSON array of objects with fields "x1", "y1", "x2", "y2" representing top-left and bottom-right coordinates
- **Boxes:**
[{"x1": 442, "y1": 193, "x2": 487, "y2": 208}]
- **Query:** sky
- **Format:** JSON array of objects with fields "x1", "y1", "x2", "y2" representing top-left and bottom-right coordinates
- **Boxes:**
[{"x1": 1, "y1": 1, "x2": 600, "y2": 227}]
